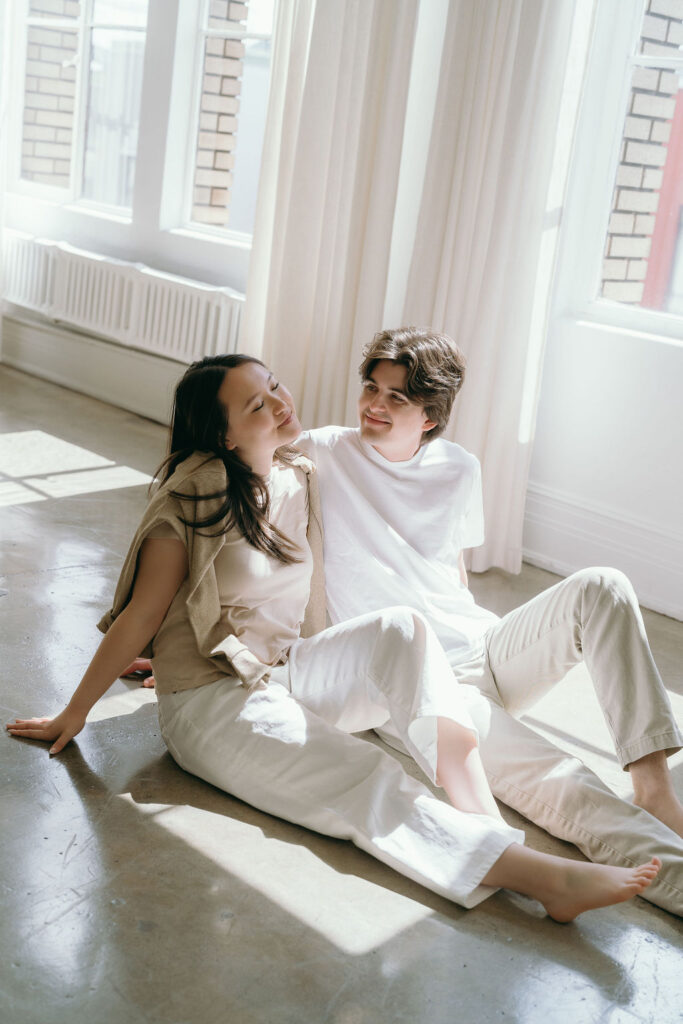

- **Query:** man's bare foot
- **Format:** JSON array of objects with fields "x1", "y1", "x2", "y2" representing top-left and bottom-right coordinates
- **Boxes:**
[
  {"x1": 633, "y1": 793, "x2": 683, "y2": 840},
  {"x1": 539, "y1": 857, "x2": 661, "y2": 923},
  {"x1": 630, "y1": 750, "x2": 683, "y2": 839}
]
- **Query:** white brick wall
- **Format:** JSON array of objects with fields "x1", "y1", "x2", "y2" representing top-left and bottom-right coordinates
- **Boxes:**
[
  {"x1": 29, "y1": 0, "x2": 81, "y2": 17},
  {"x1": 616, "y1": 189, "x2": 660, "y2": 212},
  {"x1": 648, "y1": 0, "x2": 683, "y2": 19},
  {"x1": 601, "y1": 0, "x2": 683, "y2": 304},
  {"x1": 602, "y1": 281, "x2": 645, "y2": 301},
  {"x1": 21, "y1": 19, "x2": 77, "y2": 189}
]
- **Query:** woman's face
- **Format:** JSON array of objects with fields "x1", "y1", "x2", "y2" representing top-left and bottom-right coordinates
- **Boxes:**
[{"x1": 217, "y1": 361, "x2": 301, "y2": 472}]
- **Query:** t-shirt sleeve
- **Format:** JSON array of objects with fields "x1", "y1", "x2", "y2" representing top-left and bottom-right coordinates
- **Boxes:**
[
  {"x1": 461, "y1": 457, "x2": 485, "y2": 549},
  {"x1": 294, "y1": 430, "x2": 314, "y2": 460}
]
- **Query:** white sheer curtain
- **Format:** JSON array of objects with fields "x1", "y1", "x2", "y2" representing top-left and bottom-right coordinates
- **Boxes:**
[
  {"x1": 403, "y1": 0, "x2": 576, "y2": 573},
  {"x1": 239, "y1": 0, "x2": 419, "y2": 427},
  {"x1": 0, "y1": 0, "x2": 9, "y2": 355}
]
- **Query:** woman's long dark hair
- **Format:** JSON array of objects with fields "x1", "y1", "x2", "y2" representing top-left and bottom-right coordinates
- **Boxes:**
[{"x1": 155, "y1": 354, "x2": 302, "y2": 564}]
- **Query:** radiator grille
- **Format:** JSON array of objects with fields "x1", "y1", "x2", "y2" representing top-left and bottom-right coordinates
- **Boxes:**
[{"x1": 2, "y1": 231, "x2": 243, "y2": 362}]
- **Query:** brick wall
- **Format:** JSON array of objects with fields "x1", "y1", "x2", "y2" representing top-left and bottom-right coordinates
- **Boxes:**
[
  {"x1": 21, "y1": 1, "x2": 80, "y2": 188},
  {"x1": 601, "y1": 0, "x2": 683, "y2": 303},
  {"x1": 191, "y1": 1, "x2": 249, "y2": 228}
]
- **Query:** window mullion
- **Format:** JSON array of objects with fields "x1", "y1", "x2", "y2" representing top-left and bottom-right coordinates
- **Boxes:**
[
  {"x1": 130, "y1": 0, "x2": 180, "y2": 241},
  {"x1": 182, "y1": 1, "x2": 211, "y2": 227},
  {"x1": 69, "y1": 0, "x2": 91, "y2": 204}
]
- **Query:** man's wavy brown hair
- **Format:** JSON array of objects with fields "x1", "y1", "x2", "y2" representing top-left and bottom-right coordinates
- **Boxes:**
[{"x1": 358, "y1": 327, "x2": 466, "y2": 444}]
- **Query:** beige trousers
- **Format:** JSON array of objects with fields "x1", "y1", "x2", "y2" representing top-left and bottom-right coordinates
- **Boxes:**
[
  {"x1": 158, "y1": 607, "x2": 524, "y2": 910},
  {"x1": 383, "y1": 567, "x2": 683, "y2": 916}
]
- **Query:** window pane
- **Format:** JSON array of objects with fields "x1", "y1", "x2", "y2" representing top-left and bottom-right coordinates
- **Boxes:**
[
  {"x1": 92, "y1": 0, "x2": 149, "y2": 29},
  {"x1": 81, "y1": 23, "x2": 147, "y2": 208},
  {"x1": 600, "y1": 5, "x2": 683, "y2": 311},
  {"x1": 207, "y1": 0, "x2": 274, "y2": 34},
  {"x1": 639, "y1": 7, "x2": 683, "y2": 56},
  {"x1": 192, "y1": 0, "x2": 274, "y2": 233},
  {"x1": 244, "y1": 0, "x2": 275, "y2": 36},
  {"x1": 207, "y1": 0, "x2": 248, "y2": 33},
  {"x1": 601, "y1": 65, "x2": 683, "y2": 310},
  {"x1": 226, "y1": 37, "x2": 271, "y2": 233},
  {"x1": 29, "y1": 0, "x2": 81, "y2": 19},
  {"x1": 21, "y1": 25, "x2": 78, "y2": 189}
]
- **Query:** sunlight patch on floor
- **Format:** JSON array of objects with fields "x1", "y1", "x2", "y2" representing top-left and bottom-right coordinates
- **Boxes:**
[
  {"x1": 0, "y1": 430, "x2": 150, "y2": 505},
  {"x1": 26, "y1": 465, "x2": 151, "y2": 498},
  {"x1": 148, "y1": 801, "x2": 433, "y2": 955},
  {"x1": 0, "y1": 480, "x2": 47, "y2": 506},
  {"x1": 86, "y1": 684, "x2": 158, "y2": 723},
  {"x1": 0, "y1": 431, "x2": 114, "y2": 476}
]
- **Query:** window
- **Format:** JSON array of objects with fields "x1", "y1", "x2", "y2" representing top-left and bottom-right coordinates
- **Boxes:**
[
  {"x1": 190, "y1": 0, "x2": 275, "y2": 233},
  {"x1": 20, "y1": 0, "x2": 149, "y2": 209},
  {"x1": 600, "y1": 0, "x2": 683, "y2": 313},
  {"x1": 5, "y1": 0, "x2": 277, "y2": 291}
]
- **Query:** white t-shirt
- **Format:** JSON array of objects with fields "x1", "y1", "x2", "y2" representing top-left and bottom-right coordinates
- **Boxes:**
[{"x1": 296, "y1": 426, "x2": 498, "y2": 660}]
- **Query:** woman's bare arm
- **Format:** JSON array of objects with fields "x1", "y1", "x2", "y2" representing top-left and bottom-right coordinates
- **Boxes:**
[{"x1": 6, "y1": 537, "x2": 188, "y2": 754}]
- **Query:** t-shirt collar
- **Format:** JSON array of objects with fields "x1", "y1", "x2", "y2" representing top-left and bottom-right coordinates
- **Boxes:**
[{"x1": 356, "y1": 429, "x2": 427, "y2": 471}]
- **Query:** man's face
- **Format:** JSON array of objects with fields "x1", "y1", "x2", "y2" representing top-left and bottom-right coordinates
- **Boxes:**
[{"x1": 357, "y1": 360, "x2": 436, "y2": 462}]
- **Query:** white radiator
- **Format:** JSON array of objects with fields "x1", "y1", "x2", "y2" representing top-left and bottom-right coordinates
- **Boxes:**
[{"x1": 2, "y1": 230, "x2": 244, "y2": 363}]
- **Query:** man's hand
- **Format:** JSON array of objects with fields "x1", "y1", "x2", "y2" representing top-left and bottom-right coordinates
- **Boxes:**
[
  {"x1": 6, "y1": 707, "x2": 87, "y2": 754},
  {"x1": 458, "y1": 551, "x2": 469, "y2": 589}
]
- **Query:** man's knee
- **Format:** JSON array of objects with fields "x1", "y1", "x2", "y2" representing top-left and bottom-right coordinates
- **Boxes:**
[{"x1": 571, "y1": 566, "x2": 637, "y2": 609}]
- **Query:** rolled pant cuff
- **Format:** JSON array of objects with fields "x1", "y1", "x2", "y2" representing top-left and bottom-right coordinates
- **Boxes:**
[
  {"x1": 457, "y1": 824, "x2": 526, "y2": 909},
  {"x1": 618, "y1": 729, "x2": 683, "y2": 770}
]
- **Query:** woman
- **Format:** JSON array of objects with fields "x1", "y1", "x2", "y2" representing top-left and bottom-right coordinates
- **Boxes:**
[{"x1": 6, "y1": 355, "x2": 660, "y2": 920}]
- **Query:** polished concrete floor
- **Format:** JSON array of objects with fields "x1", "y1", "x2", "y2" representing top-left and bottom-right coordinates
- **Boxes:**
[{"x1": 1, "y1": 364, "x2": 682, "y2": 1024}]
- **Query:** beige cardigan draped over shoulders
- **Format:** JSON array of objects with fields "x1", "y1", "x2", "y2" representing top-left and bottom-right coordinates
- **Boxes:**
[{"x1": 97, "y1": 451, "x2": 326, "y2": 694}]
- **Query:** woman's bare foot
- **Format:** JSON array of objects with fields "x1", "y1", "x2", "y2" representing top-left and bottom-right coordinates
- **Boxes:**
[
  {"x1": 538, "y1": 857, "x2": 661, "y2": 923},
  {"x1": 483, "y1": 844, "x2": 661, "y2": 922}
]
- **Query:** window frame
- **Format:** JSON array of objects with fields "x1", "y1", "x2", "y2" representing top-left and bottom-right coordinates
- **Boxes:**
[
  {"x1": 553, "y1": 0, "x2": 683, "y2": 345},
  {"x1": 181, "y1": 0, "x2": 274, "y2": 238},
  {"x1": 3, "y1": 0, "x2": 269, "y2": 293}
]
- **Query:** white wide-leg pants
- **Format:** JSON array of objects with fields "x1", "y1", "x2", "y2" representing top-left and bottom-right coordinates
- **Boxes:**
[
  {"x1": 394, "y1": 567, "x2": 683, "y2": 916},
  {"x1": 157, "y1": 607, "x2": 524, "y2": 909}
]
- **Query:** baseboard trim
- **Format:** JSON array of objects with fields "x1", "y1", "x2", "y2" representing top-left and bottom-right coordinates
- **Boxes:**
[
  {"x1": 523, "y1": 482, "x2": 683, "y2": 620},
  {"x1": 1, "y1": 312, "x2": 185, "y2": 426}
]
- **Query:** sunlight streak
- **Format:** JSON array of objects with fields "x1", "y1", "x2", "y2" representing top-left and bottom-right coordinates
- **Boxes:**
[
  {"x1": 0, "y1": 429, "x2": 151, "y2": 505},
  {"x1": 149, "y1": 802, "x2": 433, "y2": 955},
  {"x1": 0, "y1": 431, "x2": 114, "y2": 477},
  {"x1": 0, "y1": 480, "x2": 47, "y2": 507},
  {"x1": 26, "y1": 465, "x2": 151, "y2": 498}
]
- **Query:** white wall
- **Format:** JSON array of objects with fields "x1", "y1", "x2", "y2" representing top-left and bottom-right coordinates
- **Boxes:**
[{"x1": 524, "y1": 317, "x2": 683, "y2": 619}]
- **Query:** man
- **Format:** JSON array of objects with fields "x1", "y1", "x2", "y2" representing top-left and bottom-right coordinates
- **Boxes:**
[{"x1": 295, "y1": 325, "x2": 683, "y2": 917}]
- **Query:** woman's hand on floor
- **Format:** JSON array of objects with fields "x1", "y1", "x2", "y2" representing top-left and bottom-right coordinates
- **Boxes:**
[{"x1": 5, "y1": 707, "x2": 87, "y2": 754}]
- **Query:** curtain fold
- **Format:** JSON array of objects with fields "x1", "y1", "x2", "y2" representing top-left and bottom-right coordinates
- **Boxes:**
[
  {"x1": 239, "y1": 0, "x2": 419, "y2": 427},
  {"x1": 0, "y1": 0, "x2": 9, "y2": 351},
  {"x1": 403, "y1": 0, "x2": 576, "y2": 573}
]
